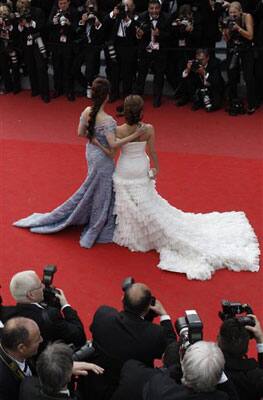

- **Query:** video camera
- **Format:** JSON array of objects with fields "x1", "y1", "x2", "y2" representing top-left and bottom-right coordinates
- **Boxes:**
[
  {"x1": 42, "y1": 265, "x2": 61, "y2": 308},
  {"x1": 122, "y1": 277, "x2": 157, "y2": 321},
  {"x1": 175, "y1": 310, "x2": 203, "y2": 350},
  {"x1": 219, "y1": 300, "x2": 255, "y2": 328}
]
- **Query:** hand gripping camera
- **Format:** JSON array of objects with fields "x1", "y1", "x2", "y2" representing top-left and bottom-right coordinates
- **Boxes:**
[
  {"x1": 175, "y1": 310, "x2": 203, "y2": 350},
  {"x1": 121, "y1": 277, "x2": 157, "y2": 321},
  {"x1": 219, "y1": 300, "x2": 255, "y2": 328},
  {"x1": 41, "y1": 265, "x2": 61, "y2": 308}
]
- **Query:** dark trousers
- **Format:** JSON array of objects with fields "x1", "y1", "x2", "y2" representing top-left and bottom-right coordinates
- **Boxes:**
[
  {"x1": 165, "y1": 47, "x2": 194, "y2": 94},
  {"x1": 135, "y1": 49, "x2": 167, "y2": 102},
  {"x1": 255, "y1": 46, "x2": 263, "y2": 103},
  {"x1": 0, "y1": 49, "x2": 21, "y2": 92},
  {"x1": 227, "y1": 46, "x2": 256, "y2": 108},
  {"x1": 51, "y1": 43, "x2": 74, "y2": 95},
  {"x1": 23, "y1": 45, "x2": 49, "y2": 98},
  {"x1": 72, "y1": 43, "x2": 101, "y2": 89}
]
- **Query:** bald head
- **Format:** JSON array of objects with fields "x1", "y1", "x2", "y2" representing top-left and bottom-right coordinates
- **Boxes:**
[
  {"x1": 123, "y1": 283, "x2": 152, "y2": 315},
  {"x1": 1, "y1": 317, "x2": 42, "y2": 358}
]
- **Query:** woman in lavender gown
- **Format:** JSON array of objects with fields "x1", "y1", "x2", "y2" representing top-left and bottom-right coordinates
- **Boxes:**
[{"x1": 13, "y1": 78, "x2": 143, "y2": 248}]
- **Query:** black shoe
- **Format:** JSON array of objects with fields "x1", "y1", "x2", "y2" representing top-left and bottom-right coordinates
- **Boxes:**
[
  {"x1": 191, "y1": 102, "x2": 201, "y2": 111},
  {"x1": 42, "y1": 95, "x2": 50, "y2": 103},
  {"x1": 52, "y1": 90, "x2": 61, "y2": 99},
  {"x1": 31, "y1": 91, "x2": 39, "y2": 97},
  {"x1": 67, "y1": 93, "x2": 75, "y2": 102},
  {"x1": 13, "y1": 88, "x2": 21, "y2": 95},
  {"x1": 176, "y1": 97, "x2": 189, "y2": 107},
  {"x1": 153, "y1": 98, "x2": 161, "y2": 108},
  {"x1": 247, "y1": 107, "x2": 256, "y2": 115}
]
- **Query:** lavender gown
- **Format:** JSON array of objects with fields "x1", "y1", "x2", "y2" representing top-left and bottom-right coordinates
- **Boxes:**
[{"x1": 13, "y1": 116, "x2": 117, "y2": 248}]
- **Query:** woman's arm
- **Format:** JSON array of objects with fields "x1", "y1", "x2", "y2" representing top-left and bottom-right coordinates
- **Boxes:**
[
  {"x1": 91, "y1": 137, "x2": 116, "y2": 159},
  {"x1": 78, "y1": 108, "x2": 90, "y2": 137},
  {"x1": 236, "y1": 13, "x2": 253, "y2": 41},
  {"x1": 146, "y1": 125, "x2": 159, "y2": 178},
  {"x1": 106, "y1": 124, "x2": 147, "y2": 149}
]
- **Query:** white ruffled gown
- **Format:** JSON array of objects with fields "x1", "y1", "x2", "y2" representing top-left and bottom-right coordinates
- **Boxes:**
[{"x1": 112, "y1": 141, "x2": 260, "y2": 280}]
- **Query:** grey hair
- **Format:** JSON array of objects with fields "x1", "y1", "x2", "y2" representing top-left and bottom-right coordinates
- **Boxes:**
[
  {"x1": 10, "y1": 270, "x2": 39, "y2": 302},
  {"x1": 37, "y1": 342, "x2": 73, "y2": 395},
  {"x1": 181, "y1": 341, "x2": 225, "y2": 392}
]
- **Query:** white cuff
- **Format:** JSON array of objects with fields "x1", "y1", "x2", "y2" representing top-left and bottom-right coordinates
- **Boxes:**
[
  {"x1": 95, "y1": 23, "x2": 102, "y2": 30},
  {"x1": 160, "y1": 315, "x2": 171, "y2": 322},
  {"x1": 61, "y1": 304, "x2": 71, "y2": 311},
  {"x1": 182, "y1": 70, "x2": 188, "y2": 78},
  {"x1": 257, "y1": 343, "x2": 263, "y2": 353},
  {"x1": 110, "y1": 11, "x2": 115, "y2": 19}
]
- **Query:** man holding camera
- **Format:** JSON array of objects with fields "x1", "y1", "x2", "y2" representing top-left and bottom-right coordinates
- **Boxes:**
[
  {"x1": 8, "y1": 270, "x2": 86, "y2": 350},
  {"x1": 103, "y1": 0, "x2": 138, "y2": 107},
  {"x1": 178, "y1": 48, "x2": 224, "y2": 111},
  {"x1": 87, "y1": 282, "x2": 176, "y2": 399},
  {"x1": 218, "y1": 314, "x2": 263, "y2": 400},
  {"x1": 135, "y1": 0, "x2": 170, "y2": 107},
  {"x1": 48, "y1": 0, "x2": 78, "y2": 101}
]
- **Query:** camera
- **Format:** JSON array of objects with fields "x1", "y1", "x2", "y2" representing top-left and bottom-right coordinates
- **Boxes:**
[
  {"x1": 175, "y1": 310, "x2": 203, "y2": 349},
  {"x1": 86, "y1": 4, "x2": 96, "y2": 25},
  {"x1": 33, "y1": 32, "x2": 47, "y2": 58},
  {"x1": 173, "y1": 17, "x2": 192, "y2": 34},
  {"x1": 106, "y1": 40, "x2": 117, "y2": 61},
  {"x1": 199, "y1": 88, "x2": 212, "y2": 111},
  {"x1": 191, "y1": 59, "x2": 201, "y2": 72},
  {"x1": 17, "y1": 9, "x2": 32, "y2": 23},
  {"x1": 72, "y1": 340, "x2": 95, "y2": 361},
  {"x1": 219, "y1": 300, "x2": 255, "y2": 327},
  {"x1": 55, "y1": 11, "x2": 69, "y2": 26},
  {"x1": 222, "y1": 16, "x2": 238, "y2": 32},
  {"x1": 121, "y1": 277, "x2": 157, "y2": 321},
  {"x1": 42, "y1": 265, "x2": 61, "y2": 308}
]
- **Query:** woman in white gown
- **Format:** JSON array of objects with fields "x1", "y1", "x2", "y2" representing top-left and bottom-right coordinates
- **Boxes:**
[{"x1": 94, "y1": 95, "x2": 260, "y2": 280}]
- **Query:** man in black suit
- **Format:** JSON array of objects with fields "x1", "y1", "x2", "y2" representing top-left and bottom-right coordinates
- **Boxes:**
[
  {"x1": 143, "y1": 341, "x2": 238, "y2": 400},
  {"x1": 9, "y1": 270, "x2": 86, "y2": 350},
  {"x1": 135, "y1": 0, "x2": 170, "y2": 107},
  {"x1": 178, "y1": 47, "x2": 224, "y2": 111},
  {"x1": 218, "y1": 315, "x2": 263, "y2": 400},
  {"x1": 0, "y1": 317, "x2": 43, "y2": 400},
  {"x1": 87, "y1": 282, "x2": 176, "y2": 399}
]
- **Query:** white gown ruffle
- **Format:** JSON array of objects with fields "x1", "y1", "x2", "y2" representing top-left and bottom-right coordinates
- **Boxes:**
[{"x1": 113, "y1": 142, "x2": 260, "y2": 280}]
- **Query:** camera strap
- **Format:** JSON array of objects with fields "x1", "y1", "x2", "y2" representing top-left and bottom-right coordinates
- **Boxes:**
[{"x1": 0, "y1": 344, "x2": 25, "y2": 381}]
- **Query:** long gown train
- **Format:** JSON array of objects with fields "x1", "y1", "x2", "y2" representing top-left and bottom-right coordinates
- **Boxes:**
[
  {"x1": 113, "y1": 142, "x2": 260, "y2": 280},
  {"x1": 13, "y1": 117, "x2": 117, "y2": 248}
]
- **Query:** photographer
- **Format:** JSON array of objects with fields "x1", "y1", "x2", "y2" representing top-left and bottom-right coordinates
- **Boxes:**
[
  {"x1": 0, "y1": 4, "x2": 21, "y2": 94},
  {"x1": 135, "y1": 0, "x2": 170, "y2": 107},
  {"x1": 86, "y1": 282, "x2": 176, "y2": 400},
  {"x1": 9, "y1": 270, "x2": 86, "y2": 350},
  {"x1": 179, "y1": 48, "x2": 224, "y2": 111},
  {"x1": 103, "y1": 0, "x2": 138, "y2": 108},
  {"x1": 19, "y1": 342, "x2": 104, "y2": 400},
  {"x1": 48, "y1": 0, "x2": 78, "y2": 101},
  {"x1": 223, "y1": 1, "x2": 257, "y2": 114},
  {"x1": 16, "y1": 0, "x2": 50, "y2": 103},
  {"x1": 72, "y1": 0, "x2": 103, "y2": 98},
  {"x1": 143, "y1": 341, "x2": 238, "y2": 400},
  {"x1": 166, "y1": 4, "x2": 202, "y2": 101},
  {"x1": 218, "y1": 315, "x2": 263, "y2": 400}
]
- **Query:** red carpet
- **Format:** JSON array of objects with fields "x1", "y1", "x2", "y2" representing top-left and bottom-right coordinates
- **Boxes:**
[{"x1": 0, "y1": 92, "x2": 262, "y2": 352}]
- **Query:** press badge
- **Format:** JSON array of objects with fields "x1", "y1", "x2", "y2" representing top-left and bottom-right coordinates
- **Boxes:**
[
  {"x1": 27, "y1": 34, "x2": 33, "y2": 46},
  {"x1": 179, "y1": 39, "x2": 186, "y2": 47},
  {"x1": 60, "y1": 35, "x2": 67, "y2": 43}
]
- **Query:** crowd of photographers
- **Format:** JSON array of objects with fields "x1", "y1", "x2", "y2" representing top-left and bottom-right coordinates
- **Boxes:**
[
  {"x1": 0, "y1": 0, "x2": 262, "y2": 115},
  {"x1": 0, "y1": 268, "x2": 263, "y2": 400}
]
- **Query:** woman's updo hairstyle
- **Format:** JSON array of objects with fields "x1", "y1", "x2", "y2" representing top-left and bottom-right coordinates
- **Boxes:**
[
  {"x1": 87, "y1": 77, "x2": 110, "y2": 139},
  {"x1": 124, "y1": 95, "x2": 144, "y2": 126}
]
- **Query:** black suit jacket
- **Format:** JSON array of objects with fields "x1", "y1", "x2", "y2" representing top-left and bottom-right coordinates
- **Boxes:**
[
  {"x1": 0, "y1": 356, "x2": 22, "y2": 400},
  {"x1": 13, "y1": 303, "x2": 86, "y2": 349},
  {"x1": 87, "y1": 306, "x2": 176, "y2": 400},
  {"x1": 19, "y1": 376, "x2": 76, "y2": 400},
  {"x1": 143, "y1": 374, "x2": 230, "y2": 400},
  {"x1": 136, "y1": 11, "x2": 170, "y2": 51}
]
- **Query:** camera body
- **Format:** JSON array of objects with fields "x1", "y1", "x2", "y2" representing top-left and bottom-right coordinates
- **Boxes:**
[
  {"x1": 72, "y1": 340, "x2": 95, "y2": 361},
  {"x1": 223, "y1": 16, "x2": 238, "y2": 32},
  {"x1": 42, "y1": 265, "x2": 61, "y2": 308},
  {"x1": 121, "y1": 277, "x2": 157, "y2": 321},
  {"x1": 219, "y1": 300, "x2": 255, "y2": 328},
  {"x1": 55, "y1": 10, "x2": 70, "y2": 26},
  {"x1": 191, "y1": 59, "x2": 201, "y2": 72},
  {"x1": 175, "y1": 310, "x2": 203, "y2": 349},
  {"x1": 173, "y1": 17, "x2": 192, "y2": 34},
  {"x1": 86, "y1": 4, "x2": 96, "y2": 25}
]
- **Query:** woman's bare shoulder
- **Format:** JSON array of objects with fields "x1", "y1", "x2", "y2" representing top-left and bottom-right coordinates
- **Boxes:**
[
  {"x1": 116, "y1": 124, "x2": 127, "y2": 138},
  {"x1": 82, "y1": 106, "x2": 92, "y2": 119}
]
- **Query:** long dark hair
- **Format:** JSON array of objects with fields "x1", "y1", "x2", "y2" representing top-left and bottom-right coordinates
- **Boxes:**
[
  {"x1": 124, "y1": 95, "x2": 144, "y2": 126},
  {"x1": 86, "y1": 77, "x2": 110, "y2": 139}
]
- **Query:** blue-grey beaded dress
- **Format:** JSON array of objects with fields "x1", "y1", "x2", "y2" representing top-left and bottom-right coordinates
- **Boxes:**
[{"x1": 13, "y1": 116, "x2": 117, "y2": 248}]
